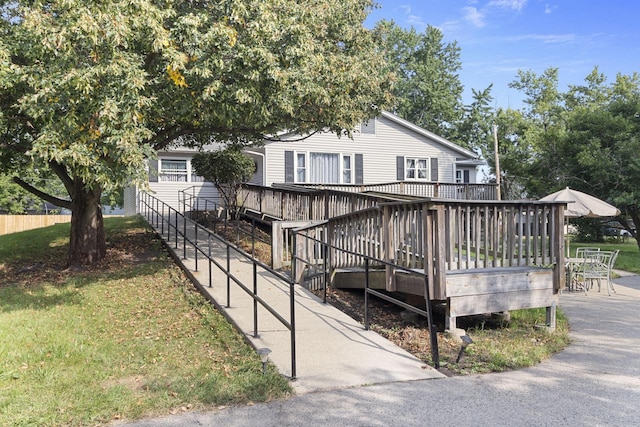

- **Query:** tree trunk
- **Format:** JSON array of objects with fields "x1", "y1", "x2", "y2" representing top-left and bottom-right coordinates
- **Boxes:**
[
  {"x1": 630, "y1": 210, "x2": 640, "y2": 253},
  {"x1": 68, "y1": 182, "x2": 106, "y2": 266}
]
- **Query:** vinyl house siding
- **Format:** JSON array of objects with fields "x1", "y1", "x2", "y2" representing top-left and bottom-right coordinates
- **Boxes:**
[
  {"x1": 129, "y1": 112, "x2": 482, "y2": 214},
  {"x1": 149, "y1": 150, "x2": 221, "y2": 212},
  {"x1": 263, "y1": 114, "x2": 475, "y2": 186}
]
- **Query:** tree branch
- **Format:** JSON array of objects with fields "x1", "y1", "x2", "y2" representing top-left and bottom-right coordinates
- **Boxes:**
[
  {"x1": 264, "y1": 130, "x2": 319, "y2": 142},
  {"x1": 12, "y1": 176, "x2": 73, "y2": 210},
  {"x1": 49, "y1": 160, "x2": 75, "y2": 196}
]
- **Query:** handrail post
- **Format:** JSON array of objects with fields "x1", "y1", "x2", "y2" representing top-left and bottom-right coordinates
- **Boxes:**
[
  {"x1": 208, "y1": 234, "x2": 213, "y2": 288},
  {"x1": 364, "y1": 257, "x2": 370, "y2": 330},
  {"x1": 174, "y1": 210, "x2": 179, "y2": 249},
  {"x1": 290, "y1": 231, "x2": 297, "y2": 380},
  {"x1": 253, "y1": 260, "x2": 258, "y2": 338},
  {"x1": 194, "y1": 222, "x2": 198, "y2": 271},
  {"x1": 167, "y1": 206, "x2": 171, "y2": 242},
  {"x1": 161, "y1": 202, "x2": 165, "y2": 235},
  {"x1": 226, "y1": 244, "x2": 231, "y2": 308},
  {"x1": 182, "y1": 213, "x2": 187, "y2": 260},
  {"x1": 425, "y1": 273, "x2": 440, "y2": 369},
  {"x1": 323, "y1": 243, "x2": 328, "y2": 304}
]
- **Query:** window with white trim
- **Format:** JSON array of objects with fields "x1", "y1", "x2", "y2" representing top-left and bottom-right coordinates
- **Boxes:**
[
  {"x1": 342, "y1": 155, "x2": 352, "y2": 183},
  {"x1": 456, "y1": 169, "x2": 470, "y2": 183},
  {"x1": 159, "y1": 158, "x2": 203, "y2": 182},
  {"x1": 405, "y1": 157, "x2": 429, "y2": 180},
  {"x1": 294, "y1": 152, "x2": 353, "y2": 184},
  {"x1": 296, "y1": 153, "x2": 307, "y2": 182}
]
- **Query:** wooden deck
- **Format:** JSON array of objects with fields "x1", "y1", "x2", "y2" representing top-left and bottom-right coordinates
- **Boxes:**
[
  {"x1": 237, "y1": 185, "x2": 565, "y2": 331},
  {"x1": 291, "y1": 198, "x2": 565, "y2": 331}
]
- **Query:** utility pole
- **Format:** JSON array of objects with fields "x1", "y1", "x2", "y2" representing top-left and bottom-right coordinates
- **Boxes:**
[{"x1": 492, "y1": 124, "x2": 502, "y2": 201}]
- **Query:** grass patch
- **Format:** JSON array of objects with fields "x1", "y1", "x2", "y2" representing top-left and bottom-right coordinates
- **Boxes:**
[
  {"x1": 0, "y1": 217, "x2": 291, "y2": 426},
  {"x1": 437, "y1": 308, "x2": 570, "y2": 375}
]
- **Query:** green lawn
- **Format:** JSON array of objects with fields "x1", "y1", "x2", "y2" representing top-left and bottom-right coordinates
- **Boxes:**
[
  {"x1": 0, "y1": 217, "x2": 291, "y2": 426},
  {"x1": 571, "y1": 239, "x2": 640, "y2": 274}
]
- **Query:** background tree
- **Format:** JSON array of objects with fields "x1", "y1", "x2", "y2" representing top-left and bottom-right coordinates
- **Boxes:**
[
  {"x1": 506, "y1": 68, "x2": 567, "y2": 196},
  {"x1": 501, "y1": 67, "x2": 640, "y2": 249},
  {"x1": 377, "y1": 21, "x2": 464, "y2": 140},
  {"x1": 1, "y1": 0, "x2": 393, "y2": 266},
  {"x1": 191, "y1": 148, "x2": 256, "y2": 220},
  {"x1": 558, "y1": 75, "x2": 640, "y2": 244},
  {"x1": 484, "y1": 108, "x2": 533, "y2": 200},
  {"x1": 0, "y1": 170, "x2": 68, "y2": 214}
]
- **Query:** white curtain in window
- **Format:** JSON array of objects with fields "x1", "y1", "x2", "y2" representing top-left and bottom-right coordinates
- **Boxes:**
[
  {"x1": 160, "y1": 159, "x2": 188, "y2": 182},
  {"x1": 310, "y1": 153, "x2": 339, "y2": 183}
]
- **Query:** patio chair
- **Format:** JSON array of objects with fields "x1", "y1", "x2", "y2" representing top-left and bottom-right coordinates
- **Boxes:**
[
  {"x1": 576, "y1": 250, "x2": 619, "y2": 296},
  {"x1": 575, "y1": 247, "x2": 600, "y2": 258},
  {"x1": 566, "y1": 247, "x2": 600, "y2": 293}
]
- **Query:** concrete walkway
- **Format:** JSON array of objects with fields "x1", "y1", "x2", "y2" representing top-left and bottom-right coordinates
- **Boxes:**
[
  {"x1": 149, "y1": 216, "x2": 443, "y2": 395},
  {"x1": 122, "y1": 268, "x2": 640, "y2": 426}
]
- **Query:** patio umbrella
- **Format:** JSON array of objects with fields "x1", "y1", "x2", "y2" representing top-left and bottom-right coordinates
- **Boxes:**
[
  {"x1": 540, "y1": 187, "x2": 621, "y2": 256},
  {"x1": 540, "y1": 187, "x2": 620, "y2": 218}
]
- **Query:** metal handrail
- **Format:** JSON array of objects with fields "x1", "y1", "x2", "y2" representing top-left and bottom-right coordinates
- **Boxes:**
[
  {"x1": 139, "y1": 191, "x2": 297, "y2": 379},
  {"x1": 292, "y1": 222, "x2": 440, "y2": 369},
  {"x1": 178, "y1": 188, "x2": 270, "y2": 248}
]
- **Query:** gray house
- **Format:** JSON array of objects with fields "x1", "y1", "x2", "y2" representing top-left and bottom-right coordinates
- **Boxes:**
[{"x1": 127, "y1": 111, "x2": 485, "y2": 214}]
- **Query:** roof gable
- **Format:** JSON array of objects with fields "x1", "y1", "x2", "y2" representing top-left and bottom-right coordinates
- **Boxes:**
[{"x1": 264, "y1": 111, "x2": 479, "y2": 161}]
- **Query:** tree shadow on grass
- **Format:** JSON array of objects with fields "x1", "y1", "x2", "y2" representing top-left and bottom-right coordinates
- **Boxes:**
[{"x1": 0, "y1": 219, "x2": 173, "y2": 313}]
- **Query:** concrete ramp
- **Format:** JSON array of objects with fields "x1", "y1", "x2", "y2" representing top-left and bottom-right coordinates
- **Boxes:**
[{"x1": 151, "y1": 217, "x2": 444, "y2": 395}]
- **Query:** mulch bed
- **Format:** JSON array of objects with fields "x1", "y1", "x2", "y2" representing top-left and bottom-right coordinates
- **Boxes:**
[{"x1": 310, "y1": 286, "x2": 501, "y2": 375}]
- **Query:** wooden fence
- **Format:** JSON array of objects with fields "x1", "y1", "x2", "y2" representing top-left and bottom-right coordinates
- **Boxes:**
[
  {"x1": 0, "y1": 215, "x2": 72, "y2": 235},
  {"x1": 0, "y1": 214, "x2": 122, "y2": 236}
]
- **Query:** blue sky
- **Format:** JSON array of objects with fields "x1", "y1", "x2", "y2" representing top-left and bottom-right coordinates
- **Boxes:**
[{"x1": 365, "y1": 0, "x2": 640, "y2": 109}]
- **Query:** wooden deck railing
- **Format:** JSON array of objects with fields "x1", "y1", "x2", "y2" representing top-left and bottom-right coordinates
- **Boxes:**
[
  {"x1": 239, "y1": 184, "x2": 402, "y2": 221},
  {"x1": 282, "y1": 181, "x2": 498, "y2": 200},
  {"x1": 295, "y1": 199, "x2": 565, "y2": 300}
]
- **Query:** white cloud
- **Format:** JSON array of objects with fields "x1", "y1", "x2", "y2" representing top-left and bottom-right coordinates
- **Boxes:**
[
  {"x1": 397, "y1": 4, "x2": 427, "y2": 30},
  {"x1": 505, "y1": 33, "x2": 578, "y2": 44},
  {"x1": 462, "y1": 6, "x2": 486, "y2": 28},
  {"x1": 399, "y1": 4, "x2": 412, "y2": 15},
  {"x1": 487, "y1": 0, "x2": 528, "y2": 11}
]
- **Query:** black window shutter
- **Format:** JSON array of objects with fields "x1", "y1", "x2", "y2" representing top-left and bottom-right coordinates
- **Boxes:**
[
  {"x1": 148, "y1": 159, "x2": 158, "y2": 182},
  {"x1": 284, "y1": 151, "x2": 294, "y2": 183},
  {"x1": 355, "y1": 154, "x2": 363, "y2": 184},
  {"x1": 430, "y1": 158, "x2": 439, "y2": 182},
  {"x1": 396, "y1": 156, "x2": 404, "y2": 181},
  {"x1": 464, "y1": 170, "x2": 470, "y2": 183}
]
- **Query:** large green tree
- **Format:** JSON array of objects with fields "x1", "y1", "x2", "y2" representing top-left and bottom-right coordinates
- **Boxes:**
[
  {"x1": 376, "y1": 21, "x2": 465, "y2": 139},
  {"x1": 1, "y1": 0, "x2": 393, "y2": 266},
  {"x1": 502, "y1": 66, "x2": 640, "y2": 248},
  {"x1": 559, "y1": 74, "x2": 640, "y2": 244}
]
